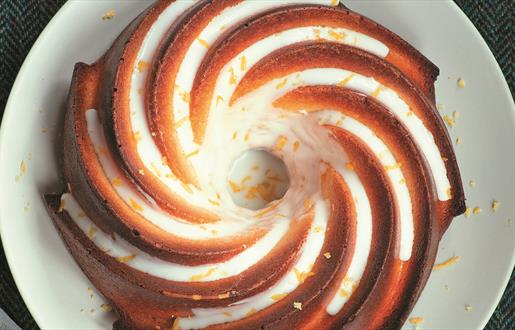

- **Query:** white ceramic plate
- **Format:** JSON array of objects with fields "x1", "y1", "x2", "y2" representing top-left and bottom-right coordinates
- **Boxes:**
[{"x1": 1, "y1": 1, "x2": 513, "y2": 329}]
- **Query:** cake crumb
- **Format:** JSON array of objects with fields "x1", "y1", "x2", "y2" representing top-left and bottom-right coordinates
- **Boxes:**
[
  {"x1": 90, "y1": 308, "x2": 95, "y2": 314},
  {"x1": 102, "y1": 10, "x2": 116, "y2": 20},
  {"x1": 455, "y1": 137, "x2": 462, "y2": 145},
  {"x1": 324, "y1": 252, "x2": 332, "y2": 259},
  {"x1": 465, "y1": 304, "x2": 472, "y2": 312},
  {"x1": 473, "y1": 207, "x2": 481, "y2": 214},
  {"x1": 433, "y1": 255, "x2": 460, "y2": 270},
  {"x1": 409, "y1": 317, "x2": 424, "y2": 325},
  {"x1": 491, "y1": 200, "x2": 500, "y2": 212},
  {"x1": 437, "y1": 103, "x2": 445, "y2": 111},
  {"x1": 468, "y1": 180, "x2": 476, "y2": 188},
  {"x1": 464, "y1": 207, "x2": 471, "y2": 218},
  {"x1": 293, "y1": 302, "x2": 302, "y2": 310},
  {"x1": 330, "y1": 0, "x2": 339, "y2": 6},
  {"x1": 457, "y1": 78, "x2": 466, "y2": 88}
]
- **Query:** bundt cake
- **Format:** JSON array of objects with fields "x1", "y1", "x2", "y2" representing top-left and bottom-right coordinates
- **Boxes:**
[{"x1": 45, "y1": 0, "x2": 466, "y2": 329}]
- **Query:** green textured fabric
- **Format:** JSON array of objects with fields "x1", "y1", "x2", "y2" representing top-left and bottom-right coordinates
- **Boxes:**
[{"x1": 0, "y1": 0, "x2": 513, "y2": 329}]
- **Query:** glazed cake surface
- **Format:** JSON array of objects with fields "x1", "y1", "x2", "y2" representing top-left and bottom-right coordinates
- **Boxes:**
[{"x1": 45, "y1": 1, "x2": 465, "y2": 329}]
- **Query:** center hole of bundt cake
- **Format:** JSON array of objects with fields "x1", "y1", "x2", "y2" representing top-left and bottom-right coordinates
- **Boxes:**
[{"x1": 227, "y1": 149, "x2": 289, "y2": 210}]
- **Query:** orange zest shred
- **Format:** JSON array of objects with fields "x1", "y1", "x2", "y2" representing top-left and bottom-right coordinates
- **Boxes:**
[
  {"x1": 273, "y1": 136, "x2": 288, "y2": 151},
  {"x1": 133, "y1": 131, "x2": 141, "y2": 142},
  {"x1": 137, "y1": 60, "x2": 150, "y2": 73},
  {"x1": 246, "y1": 308, "x2": 257, "y2": 317},
  {"x1": 275, "y1": 78, "x2": 288, "y2": 89},
  {"x1": 100, "y1": 304, "x2": 112, "y2": 312},
  {"x1": 175, "y1": 116, "x2": 189, "y2": 129},
  {"x1": 294, "y1": 267, "x2": 315, "y2": 284},
  {"x1": 271, "y1": 293, "x2": 288, "y2": 301},
  {"x1": 240, "y1": 56, "x2": 247, "y2": 71},
  {"x1": 433, "y1": 255, "x2": 460, "y2": 270},
  {"x1": 129, "y1": 198, "x2": 144, "y2": 212},
  {"x1": 371, "y1": 85, "x2": 385, "y2": 98},
  {"x1": 181, "y1": 182, "x2": 193, "y2": 194},
  {"x1": 87, "y1": 225, "x2": 97, "y2": 239},
  {"x1": 208, "y1": 199, "x2": 220, "y2": 206},
  {"x1": 229, "y1": 67, "x2": 237, "y2": 85},
  {"x1": 150, "y1": 162, "x2": 162, "y2": 177},
  {"x1": 197, "y1": 38, "x2": 210, "y2": 49},
  {"x1": 228, "y1": 180, "x2": 241, "y2": 192},
  {"x1": 111, "y1": 177, "x2": 123, "y2": 187},
  {"x1": 254, "y1": 202, "x2": 279, "y2": 217},
  {"x1": 409, "y1": 317, "x2": 424, "y2": 325},
  {"x1": 216, "y1": 95, "x2": 224, "y2": 106},
  {"x1": 102, "y1": 10, "x2": 116, "y2": 20},
  {"x1": 116, "y1": 254, "x2": 136, "y2": 263},
  {"x1": 328, "y1": 29, "x2": 346, "y2": 41},
  {"x1": 293, "y1": 140, "x2": 300, "y2": 152},
  {"x1": 190, "y1": 268, "x2": 217, "y2": 281},
  {"x1": 185, "y1": 149, "x2": 199, "y2": 158},
  {"x1": 339, "y1": 289, "x2": 350, "y2": 297},
  {"x1": 337, "y1": 74, "x2": 355, "y2": 87},
  {"x1": 443, "y1": 115, "x2": 455, "y2": 128},
  {"x1": 384, "y1": 163, "x2": 401, "y2": 171}
]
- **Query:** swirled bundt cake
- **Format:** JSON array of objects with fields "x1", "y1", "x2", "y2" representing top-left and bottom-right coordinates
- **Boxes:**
[{"x1": 45, "y1": 1, "x2": 465, "y2": 329}]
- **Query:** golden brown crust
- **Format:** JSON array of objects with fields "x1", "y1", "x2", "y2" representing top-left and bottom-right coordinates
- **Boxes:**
[{"x1": 45, "y1": 1, "x2": 465, "y2": 329}]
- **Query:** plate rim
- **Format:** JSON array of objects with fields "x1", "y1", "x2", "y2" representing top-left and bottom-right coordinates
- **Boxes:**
[{"x1": 0, "y1": 1, "x2": 513, "y2": 329}]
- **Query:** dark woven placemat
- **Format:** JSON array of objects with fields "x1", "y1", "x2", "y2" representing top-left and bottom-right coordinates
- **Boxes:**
[{"x1": 0, "y1": 0, "x2": 513, "y2": 329}]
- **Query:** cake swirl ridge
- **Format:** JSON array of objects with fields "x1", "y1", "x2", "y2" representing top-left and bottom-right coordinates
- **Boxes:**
[{"x1": 45, "y1": 1, "x2": 465, "y2": 329}]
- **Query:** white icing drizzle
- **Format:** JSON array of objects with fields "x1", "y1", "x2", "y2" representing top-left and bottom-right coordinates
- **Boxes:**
[
  {"x1": 64, "y1": 0, "x2": 451, "y2": 325},
  {"x1": 61, "y1": 193, "x2": 289, "y2": 282},
  {"x1": 86, "y1": 108, "x2": 252, "y2": 239},
  {"x1": 179, "y1": 198, "x2": 331, "y2": 329}
]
